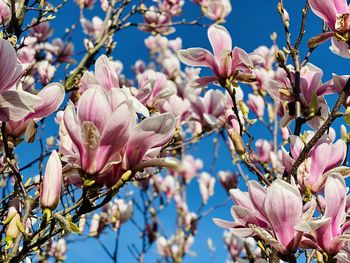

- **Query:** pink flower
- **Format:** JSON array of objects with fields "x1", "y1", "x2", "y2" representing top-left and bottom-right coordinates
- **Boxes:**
[
  {"x1": 62, "y1": 85, "x2": 132, "y2": 177},
  {"x1": 267, "y1": 63, "x2": 334, "y2": 107},
  {"x1": 218, "y1": 170, "x2": 238, "y2": 192},
  {"x1": 6, "y1": 83, "x2": 65, "y2": 139},
  {"x1": 179, "y1": 155, "x2": 203, "y2": 183},
  {"x1": 198, "y1": 172, "x2": 215, "y2": 204},
  {"x1": 140, "y1": 6, "x2": 174, "y2": 35},
  {"x1": 136, "y1": 69, "x2": 176, "y2": 108},
  {"x1": 214, "y1": 179, "x2": 325, "y2": 255},
  {"x1": 307, "y1": 173, "x2": 350, "y2": 255},
  {"x1": 282, "y1": 129, "x2": 346, "y2": 193},
  {"x1": 29, "y1": 19, "x2": 53, "y2": 42},
  {"x1": 201, "y1": 0, "x2": 232, "y2": 21},
  {"x1": 40, "y1": 151, "x2": 63, "y2": 210},
  {"x1": 81, "y1": 16, "x2": 108, "y2": 41},
  {"x1": 0, "y1": 39, "x2": 45, "y2": 122},
  {"x1": 0, "y1": 0, "x2": 11, "y2": 26},
  {"x1": 158, "y1": 0, "x2": 184, "y2": 16},
  {"x1": 177, "y1": 24, "x2": 253, "y2": 86},
  {"x1": 247, "y1": 94, "x2": 265, "y2": 119},
  {"x1": 253, "y1": 139, "x2": 272, "y2": 163},
  {"x1": 189, "y1": 89, "x2": 226, "y2": 128},
  {"x1": 309, "y1": 0, "x2": 350, "y2": 57}
]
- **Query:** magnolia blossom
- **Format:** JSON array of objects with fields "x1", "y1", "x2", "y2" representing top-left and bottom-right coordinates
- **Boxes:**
[
  {"x1": 253, "y1": 139, "x2": 272, "y2": 163},
  {"x1": 156, "y1": 174, "x2": 178, "y2": 202},
  {"x1": 136, "y1": 69, "x2": 176, "y2": 108},
  {"x1": 282, "y1": 129, "x2": 346, "y2": 193},
  {"x1": 158, "y1": 0, "x2": 184, "y2": 16},
  {"x1": 201, "y1": 0, "x2": 232, "y2": 21},
  {"x1": 198, "y1": 172, "x2": 215, "y2": 204},
  {"x1": 267, "y1": 63, "x2": 334, "y2": 107},
  {"x1": 214, "y1": 179, "x2": 326, "y2": 255},
  {"x1": 104, "y1": 199, "x2": 133, "y2": 229},
  {"x1": 61, "y1": 55, "x2": 176, "y2": 186},
  {"x1": 306, "y1": 174, "x2": 350, "y2": 255},
  {"x1": 179, "y1": 155, "x2": 203, "y2": 183},
  {"x1": 81, "y1": 16, "x2": 108, "y2": 41},
  {"x1": 178, "y1": 24, "x2": 254, "y2": 86},
  {"x1": 0, "y1": 0, "x2": 11, "y2": 26},
  {"x1": 0, "y1": 39, "x2": 50, "y2": 122},
  {"x1": 40, "y1": 151, "x2": 63, "y2": 210},
  {"x1": 223, "y1": 230, "x2": 245, "y2": 260},
  {"x1": 29, "y1": 19, "x2": 53, "y2": 42},
  {"x1": 156, "y1": 232, "x2": 194, "y2": 259},
  {"x1": 218, "y1": 170, "x2": 238, "y2": 192},
  {"x1": 6, "y1": 83, "x2": 64, "y2": 140},
  {"x1": 247, "y1": 94, "x2": 265, "y2": 119},
  {"x1": 189, "y1": 89, "x2": 226, "y2": 128},
  {"x1": 48, "y1": 238, "x2": 67, "y2": 261},
  {"x1": 140, "y1": 6, "x2": 174, "y2": 35},
  {"x1": 308, "y1": 0, "x2": 350, "y2": 57}
]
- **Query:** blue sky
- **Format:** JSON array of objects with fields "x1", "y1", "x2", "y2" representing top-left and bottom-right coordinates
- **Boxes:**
[{"x1": 15, "y1": 0, "x2": 350, "y2": 262}]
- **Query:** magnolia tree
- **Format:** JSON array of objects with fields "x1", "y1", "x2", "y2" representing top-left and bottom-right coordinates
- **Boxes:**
[{"x1": 1, "y1": 0, "x2": 350, "y2": 262}]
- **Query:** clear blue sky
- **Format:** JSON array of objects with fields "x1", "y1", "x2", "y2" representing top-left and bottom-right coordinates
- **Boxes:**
[{"x1": 16, "y1": 0, "x2": 350, "y2": 262}]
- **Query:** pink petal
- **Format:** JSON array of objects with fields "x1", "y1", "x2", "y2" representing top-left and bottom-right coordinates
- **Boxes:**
[
  {"x1": 264, "y1": 179, "x2": 303, "y2": 250},
  {"x1": 177, "y1": 48, "x2": 216, "y2": 68},
  {"x1": 125, "y1": 113, "x2": 175, "y2": 167},
  {"x1": 207, "y1": 24, "x2": 232, "y2": 58},
  {"x1": 77, "y1": 85, "x2": 112, "y2": 132},
  {"x1": 26, "y1": 83, "x2": 65, "y2": 121}
]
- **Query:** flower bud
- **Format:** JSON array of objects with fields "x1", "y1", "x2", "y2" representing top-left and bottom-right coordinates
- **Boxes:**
[
  {"x1": 275, "y1": 50, "x2": 286, "y2": 65},
  {"x1": 229, "y1": 130, "x2": 246, "y2": 155},
  {"x1": 40, "y1": 151, "x2": 63, "y2": 211}
]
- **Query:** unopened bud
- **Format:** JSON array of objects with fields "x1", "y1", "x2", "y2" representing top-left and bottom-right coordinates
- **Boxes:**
[
  {"x1": 229, "y1": 130, "x2": 246, "y2": 155},
  {"x1": 275, "y1": 50, "x2": 286, "y2": 65}
]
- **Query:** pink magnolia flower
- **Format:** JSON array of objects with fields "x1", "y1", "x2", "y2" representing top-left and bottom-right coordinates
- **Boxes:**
[
  {"x1": 214, "y1": 179, "x2": 325, "y2": 255},
  {"x1": 29, "y1": 19, "x2": 53, "y2": 42},
  {"x1": 267, "y1": 63, "x2": 334, "y2": 107},
  {"x1": 6, "y1": 83, "x2": 65, "y2": 139},
  {"x1": 179, "y1": 155, "x2": 203, "y2": 183},
  {"x1": 0, "y1": 0, "x2": 11, "y2": 26},
  {"x1": 177, "y1": 24, "x2": 254, "y2": 86},
  {"x1": 40, "y1": 151, "x2": 63, "y2": 210},
  {"x1": 0, "y1": 39, "x2": 45, "y2": 122},
  {"x1": 189, "y1": 89, "x2": 226, "y2": 128},
  {"x1": 157, "y1": 174, "x2": 178, "y2": 202},
  {"x1": 158, "y1": 94, "x2": 191, "y2": 127},
  {"x1": 198, "y1": 172, "x2": 215, "y2": 204},
  {"x1": 50, "y1": 38, "x2": 76, "y2": 64},
  {"x1": 218, "y1": 170, "x2": 238, "y2": 192},
  {"x1": 321, "y1": 74, "x2": 350, "y2": 106},
  {"x1": 140, "y1": 6, "x2": 174, "y2": 35},
  {"x1": 62, "y1": 85, "x2": 133, "y2": 177},
  {"x1": 81, "y1": 16, "x2": 108, "y2": 41},
  {"x1": 282, "y1": 129, "x2": 346, "y2": 193},
  {"x1": 36, "y1": 60, "x2": 56, "y2": 85},
  {"x1": 75, "y1": 0, "x2": 95, "y2": 9},
  {"x1": 48, "y1": 239, "x2": 67, "y2": 262},
  {"x1": 104, "y1": 199, "x2": 133, "y2": 229},
  {"x1": 136, "y1": 69, "x2": 176, "y2": 108},
  {"x1": 253, "y1": 139, "x2": 272, "y2": 163},
  {"x1": 308, "y1": 0, "x2": 350, "y2": 57},
  {"x1": 202, "y1": 0, "x2": 232, "y2": 21},
  {"x1": 247, "y1": 94, "x2": 265, "y2": 119},
  {"x1": 306, "y1": 173, "x2": 350, "y2": 255},
  {"x1": 158, "y1": 0, "x2": 184, "y2": 16},
  {"x1": 61, "y1": 55, "x2": 176, "y2": 186},
  {"x1": 223, "y1": 230, "x2": 245, "y2": 260}
]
